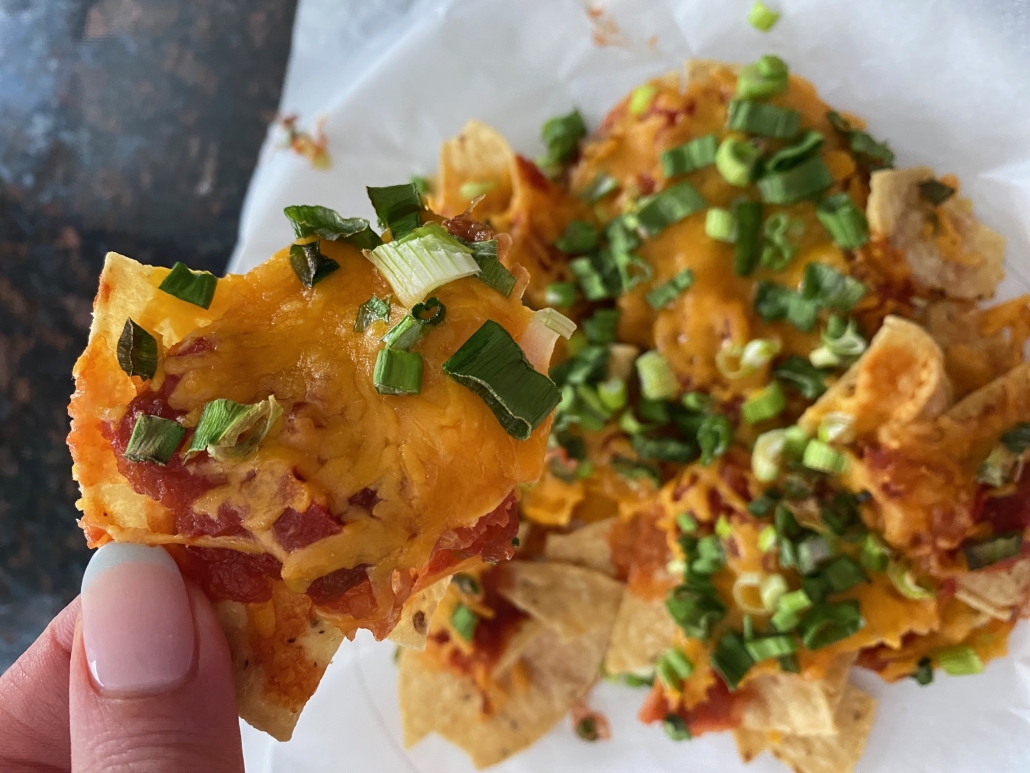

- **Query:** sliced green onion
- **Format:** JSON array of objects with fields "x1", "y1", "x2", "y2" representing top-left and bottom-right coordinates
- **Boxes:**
[
  {"x1": 638, "y1": 397, "x2": 671, "y2": 424},
  {"x1": 560, "y1": 344, "x2": 609, "y2": 386},
  {"x1": 555, "y1": 221, "x2": 599, "y2": 254},
  {"x1": 732, "y1": 572, "x2": 767, "y2": 615},
  {"x1": 623, "y1": 672, "x2": 655, "y2": 688},
  {"x1": 283, "y1": 204, "x2": 382, "y2": 249},
  {"x1": 760, "y1": 212, "x2": 804, "y2": 271},
  {"x1": 802, "y1": 574, "x2": 830, "y2": 604},
  {"x1": 748, "y1": 0, "x2": 781, "y2": 31},
  {"x1": 826, "y1": 110, "x2": 895, "y2": 170},
  {"x1": 632, "y1": 435, "x2": 696, "y2": 463},
  {"x1": 374, "y1": 348, "x2": 423, "y2": 395},
  {"x1": 158, "y1": 262, "x2": 218, "y2": 309},
  {"x1": 636, "y1": 351, "x2": 678, "y2": 401},
  {"x1": 774, "y1": 355, "x2": 828, "y2": 399},
  {"x1": 656, "y1": 648, "x2": 695, "y2": 689},
  {"x1": 817, "y1": 193, "x2": 869, "y2": 249},
  {"x1": 451, "y1": 603, "x2": 479, "y2": 641},
  {"x1": 666, "y1": 585, "x2": 726, "y2": 641},
  {"x1": 734, "y1": 201, "x2": 763, "y2": 276},
  {"x1": 582, "y1": 308, "x2": 620, "y2": 345},
  {"x1": 677, "y1": 512, "x2": 699, "y2": 534},
  {"x1": 698, "y1": 414, "x2": 732, "y2": 466},
  {"x1": 822, "y1": 556, "x2": 867, "y2": 593},
  {"x1": 410, "y1": 176, "x2": 432, "y2": 195},
  {"x1": 443, "y1": 320, "x2": 561, "y2": 440},
  {"x1": 726, "y1": 100, "x2": 800, "y2": 139},
  {"x1": 802, "y1": 439, "x2": 847, "y2": 474},
  {"x1": 382, "y1": 315, "x2": 426, "y2": 351},
  {"x1": 117, "y1": 319, "x2": 158, "y2": 380},
  {"x1": 412, "y1": 297, "x2": 446, "y2": 326},
  {"x1": 801, "y1": 263, "x2": 867, "y2": 312},
  {"x1": 367, "y1": 225, "x2": 480, "y2": 307},
  {"x1": 1001, "y1": 422, "x2": 1030, "y2": 453},
  {"x1": 661, "y1": 134, "x2": 719, "y2": 177},
  {"x1": 705, "y1": 207, "x2": 736, "y2": 242},
  {"x1": 607, "y1": 343, "x2": 640, "y2": 383},
  {"x1": 607, "y1": 215, "x2": 643, "y2": 253},
  {"x1": 366, "y1": 183, "x2": 425, "y2": 240},
  {"x1": 569, "y1": 256, "x2": 610, "y2": 301},
  {"x1": 818, "y1": 412, "x2": 854, "y2": 444},
  {"x1": 757, "y1": 156, "x2": 833, "y2": 205},
  {"x1": 938, "y1": 645, "x2": 983, "y2": 676},
  {"x1": 541, "y1": 109, "x2": 587, "y2": 166},
  {"x1": 752, "y1": 429, "x2": 787, "y2": 482},
  {"x1": 749, "y1": 489, "x2": 782, "y2": 517},
  {"x1": 629, "y1": 84, "x2": 658, "y2": 116},
  {"x1": 742, "y1": 381, "x2": 786, "y2": 424},
  {"x1": 124, "y1": 414, "x2": 185, "y2": 465},
  {"x1": 465, "y1": 240, "x2": 517, "y2": 298},
  {"x1": 716, "y1": 515, "x2": 734, "y2": 540},
  {"x1": 711, "y1": 631, "x2": 755, "y2": 690},
  {"x1": 580, "y1": 172, "x2": 619, "y2": 202},
  {"x1": 533, "y1": 308, "x2": 578, "y2": 342},
  {"x1": 545, "y1": 281, "x2": 577, "y2": 308},
  {"x1": 715, "y1": 137, "x2": 762, "y2": 186},
  {"x1": 754, "y1": 282, "x2": 819, "y2": 332},
  {"x1": 797, "y1": 600, "x2": 863, "y2": 650},
  {"x1": 717, "y1": 338, "x2": 781, "y2": 380},
  {"x1": 682, "y1": 391, "x2": 714, "y2": 412},
  {"x1": 290, "y1": 242, "x2": 340, "y2": 288},
  {"x1": 770, "y1": 606, "x2": 803, "y2": 633},
  {"x1": 736, "y1": 55, "x2": 788, "y2": 99},
  {"x1": 796, "y1": 535, "x2": 833, "y2": 575},
  {"x1": 765, "y1": 131, "x2": 824, "y2": 173},
  {"x1": 645, "y1": 269, "x2": 695, "y2": 310},
  {"x1": 354, "y1": 294, "x2": 391, "y2": 332},
  {"x1": 458, "y1": 180, "x2": 496, "y2": 200},
  {"x1": 662, "y1": 714, "x2": 692, "y2": 741},
  {"x1": 912, "y1": 656, "x2": 934, "y2": 686},
  {"x1": 597, "y1": 378, "x2": 628, "y2": 412},
  {"x1": 887, "y1": 560, "x2": 933, "y2": 600},
  {"x1": 819, "y1": 490, "x2": 863, "y2": 536},
  {"x1": 189, "y1": 396, "x2": 282, "y2": 462},
  {"x1": 452, "y1": 573, "x2": 482, "y2": 596},
  {"x1": 760, "y1": 574, "x2": 788, "y2": 611},
  {"x1": 964, "y1": 532, "x2": 1023, "y2": 570},
  {"x1": 746, "y1": 635, "x2": 798, "y2": 662},
  {"x1": 777, "y1": 588, "x2": 813, "y2": 615},
  {"x1": 918, "y1": 179, "x2": 956, "y2": 206},
  {"x1": 861, "y1": 533, "x2": 891, "y2": 573},
  {"x1": 692, "y1": 535, "x2": 726, "y2": 575},
  {"x1": 637, "y1": 181, "x2": 707, "y2": 237},
  {"x1": 812, "y1": 315, "x2": 867, "y2": 368},
  {"x1": 575, "y1": 716, "x2": 600, "y2": 741},
  {"x1": 611, "y1": 455, "x2": 662, "y2": 487}
]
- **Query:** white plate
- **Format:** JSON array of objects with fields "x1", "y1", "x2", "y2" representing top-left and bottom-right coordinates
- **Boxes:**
[{"x1": 232, "y1": 1, "x2": 1030, "y2": 770}]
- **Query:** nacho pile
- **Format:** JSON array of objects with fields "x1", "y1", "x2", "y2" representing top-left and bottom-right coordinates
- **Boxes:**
[
  {"x1": 68, "y1": 187, "x2": 569, "y2": 739},
  {"x1": 398, "y1": 57, "x2": 1030, "y2": 771}
]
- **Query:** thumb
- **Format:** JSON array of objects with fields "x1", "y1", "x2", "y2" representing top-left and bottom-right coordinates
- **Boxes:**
[{"x1": 70, "y1": 543, "x2": 245, "y2": 773}]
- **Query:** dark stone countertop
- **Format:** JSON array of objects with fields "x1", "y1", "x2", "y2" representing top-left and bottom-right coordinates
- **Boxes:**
[{"x1": 0, "y1": 0, "x2": 297, "y2": 670}]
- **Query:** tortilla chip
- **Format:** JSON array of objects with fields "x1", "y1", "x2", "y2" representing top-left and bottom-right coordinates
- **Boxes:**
[
  {"x1": 739, "y1": 653, "x2": 855, "y2": 737},
  {"x1": 435, "y1": 120, "x2": 516, "y2": 219},
  {"x1": 492, "y1": 617, "x2": 545, "y2": 676},
  {"x1": 766, "y1": 686, "x2": 877, "y2": 773},
  {"x1": 733, "y1": 728, "x2": 769, "y2": 764},
  {"x1": 399, "y1": 562, "x2": 622, "y2": 767},
  {"x1": 603, "y1": 590, "x2": 678, "y2": 676},
  {"x1": 955, "y1": 555, "x2": 1030, "y2": 621},
  {"x1": 543, "y1": 517, "x2": 617, "y2": 577},
  {"x1": 388, "y1": 577, "x2": 451, "y2": 650},
  {"x1": 498, "y1": 561, "x2": 624, "y2": 643},
  {"x1": 868, "y1": 166, "x2": 1004, "y2": 300},
  {"x1": 214, "y1": 582, "x2": 343, "y2": 742},
  {"x1": 798, "y1": 315, "x2": 950, "y2": 440}
]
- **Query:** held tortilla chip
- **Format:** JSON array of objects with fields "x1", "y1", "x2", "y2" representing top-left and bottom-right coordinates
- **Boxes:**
[
  {"x1": 543, "y1": 517, "x2": 617, "y2": 577},
  {"x1": 399, "y1": 562, "x2": 623, "y2": 768},
  {"x1": 69, "y1": 236, "x2": 552, "y2": 738},
  {"x1": 738, "y1": 653, "x2": 855, "y2": 737},
  {"x1": 388, "y1": 577, "x2": 451, "y2": 650},
  {"x1": 603, "y1": 589, "x2": 678, "y2": 677}
]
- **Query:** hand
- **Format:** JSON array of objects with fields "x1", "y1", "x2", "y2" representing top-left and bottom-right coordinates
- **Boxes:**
[{"x1": 0, "y1": 543, "x2": 245, "y2": 773}]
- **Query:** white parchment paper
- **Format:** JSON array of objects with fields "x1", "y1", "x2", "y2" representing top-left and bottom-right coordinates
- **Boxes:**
[{"x1": 233, "y1": 1, "x2": 1030, "y2": 770}]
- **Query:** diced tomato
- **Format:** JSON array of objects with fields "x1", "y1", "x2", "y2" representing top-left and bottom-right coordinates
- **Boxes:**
[
  {"x1": 515, "y1": 155, "x2": 552, "y2": 191},
  {"x1": 423, "y1": 492, "x2": 519, "y2": 578},
  {"x1": 174, "y1": 546, "x2": 282, "y2": 604},
  {"x1": 637, "y1": 679, "x2": 739, "y2": 737},
  {"x1": 979, "y1": 470, "x2": 1030, "y2": 534},
  {"x1": 609, "y1": 507, "x2": 669, "y2": 595},
  {"x1": 177, "y1": 503, "x2": 248, "y2": 539}
]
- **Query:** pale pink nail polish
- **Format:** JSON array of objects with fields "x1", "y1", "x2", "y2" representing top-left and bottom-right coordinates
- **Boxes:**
[{"x1": 81, "y1": 543, "x2": 195, "y2": 695}]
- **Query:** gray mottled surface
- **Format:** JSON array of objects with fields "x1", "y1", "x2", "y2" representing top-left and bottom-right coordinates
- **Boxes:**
[{"x1": 0, "y1": 0, "x2": 297, "y2": 671}]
